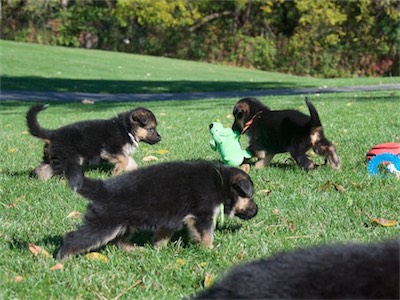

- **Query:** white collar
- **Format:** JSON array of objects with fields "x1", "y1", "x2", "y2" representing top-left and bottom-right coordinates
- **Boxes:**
[{"x1": 128, "y1": 133, "x2": 139, "y2": 148}]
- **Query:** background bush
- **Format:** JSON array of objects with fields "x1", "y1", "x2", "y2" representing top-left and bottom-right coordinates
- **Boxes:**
[{"x1": 1, "y1": 0, "x2": 399, "y2": 77}]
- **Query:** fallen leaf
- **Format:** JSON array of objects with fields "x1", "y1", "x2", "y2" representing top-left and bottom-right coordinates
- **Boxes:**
[
  {"x1": 288, "y1": 222, "x2": 295, "y2": 233},
  {"x1": 82, "y1": 99, "x2": 95, "y2": 104},
  {"x1": 156, "y1": 149, "x2": 169, "y2": 155},
  {"x1": 159, "y1": 112, "x2": 167, "y2": 116},
  {"x1": 8, "y1": 148, "x2": 17, "y2": 153},
  {"x1": 199, "y1": 262, "x2": 207, "y2": 267},
  {"x1": 85, "y1": 252, "x2": 109, "y2": 263},
  {"x1": 226, "y1": 114, "x2": 233, "y2": 119},
  {"x1": 204, "y1": 273, "x2": 215, "y2": 288},
  {"x1": 50, "y1": 263, "x2": 64, "y2": 270},
  {"x1": 235, "y1": 249, "x2": 246, "y2": 260},
  {"x1": 257, "y1": 189, "x2": 271, "y2": 196},
  {"x1": 175, "y1": 258, "x2": 186, "y2": 267},
  {"x1": 371, "y1": 218, "x2": 398, "y2": 227},
  {"x1": 67, "y1": 211, "x2": 81, "y2": 218},
  {"x1": 319, "y1": 181, "x2": 346, "y2": 192},
  {"x1": 333, "y1": 183, "x2": 346, "y2": 192},
  {"x1": 29, "y1": 243, "x2": 52, "y2": 258},
  {"x1": 142, "y1": 155, "x2": 158, "y2": 162},
  {"x1": 21, "y1": 131, "x2": 29, "y2": 135},
  {"x1": 272, "y1": 209, "x2": 279, "y2": 215},
  {"x1": 14, "y1": 276, "x2": 24, "y2": 283}
]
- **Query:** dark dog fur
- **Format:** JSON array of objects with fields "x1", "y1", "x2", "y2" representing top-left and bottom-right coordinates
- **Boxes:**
[
  {"x1": 193, "y1": 239, "x2": 400, "y2": 299},
  {"x1": 232, "y1": 97, "x2": 340, "y2": 170},
  {"x1": 26, "y1": 105, "x2": 161, "y2": 185},
  {"x1": 58, "y1": 160, "x2": 258, "y2": 259}
]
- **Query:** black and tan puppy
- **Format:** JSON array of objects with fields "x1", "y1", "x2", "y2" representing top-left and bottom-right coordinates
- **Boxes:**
[
  {"x1": 26, "y1": 104, "x2": 161, "y2": 182},
  {"x1": 58, "y1": 160, "x2": 258, "y2": 259},
  {"x1": 193, "y1": 239, "x2": 399, "y2": 299},
  {"x1": 232, "y1": 97, "x2": 340, "y2": 170}
]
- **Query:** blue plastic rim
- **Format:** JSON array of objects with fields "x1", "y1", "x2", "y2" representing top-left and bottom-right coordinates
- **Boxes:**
[{"x1": 367, "y1": 153, "x2": 400, "y2": 176}]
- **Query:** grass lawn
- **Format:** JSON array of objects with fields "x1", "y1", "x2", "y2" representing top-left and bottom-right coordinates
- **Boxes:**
[
  {"x1": 1, "y1": 40, "x2": 399, "y2": 94},
  {"x1": 1, "y1": 90, "x2": 399, "y2": 299}
]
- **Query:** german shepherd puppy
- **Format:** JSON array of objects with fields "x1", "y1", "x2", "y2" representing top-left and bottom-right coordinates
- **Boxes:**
[
  {"x1": 58, "y1": 160, "x2": 258, "y2": 259},
  {"x1": 232, "y1": 97, "x2": 340, "y2": 170},
  {"x1": 193, "y1": 239, "x2": 399, "y2": 299},
  {"x1": 26, "y1": 104, "x2": 161, "y2": 182}
]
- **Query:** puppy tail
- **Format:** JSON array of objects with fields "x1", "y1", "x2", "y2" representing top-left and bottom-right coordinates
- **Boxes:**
[
  {"x1": 305, "y1": 97, "x2": 322, "y2": 128},
  {"x1": 26, "y1": 104, "x2": 53, "y2": 140},
  {"x1": 66, "y1": 164, "x2": 106, "y2": 201}
]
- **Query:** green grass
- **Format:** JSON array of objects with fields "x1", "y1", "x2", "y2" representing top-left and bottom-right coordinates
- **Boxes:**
[
  {"x1": 1, "y1": 40, "x2": 399, "y2": 94},
  {"x1": 1, "y1": 90, "x2": 399, "y2": 299}
]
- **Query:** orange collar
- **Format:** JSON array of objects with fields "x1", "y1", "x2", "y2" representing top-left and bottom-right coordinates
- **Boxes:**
[{"x1": 241, "y1": 111, "x2": 263, "y2": 134}]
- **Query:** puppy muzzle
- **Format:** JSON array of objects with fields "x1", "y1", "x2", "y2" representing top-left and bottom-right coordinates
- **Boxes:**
[
  {"x1": 144, "y1": 134, "x2": 161, "y2": 145},
  {"x1": 235, "y1": 203, "x2": 258, "y2": 220}
]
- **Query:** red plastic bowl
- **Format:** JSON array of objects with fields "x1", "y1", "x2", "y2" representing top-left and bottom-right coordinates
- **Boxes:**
[{"x1": 366, "y1": 142, "x2": 400, "y2": 161}]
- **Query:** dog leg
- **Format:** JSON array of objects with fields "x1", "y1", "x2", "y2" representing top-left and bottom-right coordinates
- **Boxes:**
[
  {"x1": 34, "y1": 163, "x2": 54, "y2": 180},
  {"x1": 183, "y1": 215, "x2": 202, "y2": 244},
  {"x1": 184, "y1": 215, "x2": 214, "y2": 249},
  {"x1": 153, "y1": 228, "x2": 175, "y2": 248},
  {"x1": 201, "y1": 227, "x2": 214, "y2": 249},
  {"x1": 290, "y1": 147, "x2": 314, "y2": 170},
  {"x1": 58, "y1": 224, "x2": 126, "y2": 259},
  {"x1": 254, "y1": 151, "x2": 275, "y2": 169},
  {"x1": 101, "y1": 151, "x2": 138, "y2": 176}
]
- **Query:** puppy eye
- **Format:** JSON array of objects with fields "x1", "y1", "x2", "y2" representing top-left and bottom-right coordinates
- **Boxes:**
[{"x1": 148, "y1": 128, "x2": 155, "y2": 133}]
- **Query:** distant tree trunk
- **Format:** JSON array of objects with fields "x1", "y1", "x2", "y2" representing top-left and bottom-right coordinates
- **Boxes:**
[{"x1": 61, "y1": 0, "x2": 68, "y2": 10}]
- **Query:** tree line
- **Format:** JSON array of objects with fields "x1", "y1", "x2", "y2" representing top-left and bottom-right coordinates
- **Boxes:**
[{"x1": 2, "y1": 0, "x2": 399, "y2": 77}]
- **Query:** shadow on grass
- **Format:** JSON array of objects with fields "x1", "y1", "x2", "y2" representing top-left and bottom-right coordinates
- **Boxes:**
[{"x1": 1, "y1": 76, "x2": 309, "y2": 94}]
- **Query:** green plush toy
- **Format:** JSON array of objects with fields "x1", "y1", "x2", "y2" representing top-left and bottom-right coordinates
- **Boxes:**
[{"x1": 209, "y1": 122, "x2": 252, "y2": 167}]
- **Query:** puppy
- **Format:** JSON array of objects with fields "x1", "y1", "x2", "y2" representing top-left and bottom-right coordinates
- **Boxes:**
[
  {"x1": 232, "y1": 97, "x2": 340, "y2": 170},
  {"x1": 193, "y1": 239, "x2": 400, "y2": 299},
  {"x1": 26, "y1": 104, "x2": 161, "y2": 182},
  {"x1": 58, "y1": 160, "x2": 258, "y2": 259}
]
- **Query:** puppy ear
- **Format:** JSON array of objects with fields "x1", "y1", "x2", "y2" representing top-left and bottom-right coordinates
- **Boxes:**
[
  {"x1": 131, "y1": 112, "x2": 148, "y2": 126},
  {"x1": 233, "y1": 106, "x2": 243, "y2": 118},
  {"x1": 232, "y1": 175, "x2": 253, "y2": 197}
]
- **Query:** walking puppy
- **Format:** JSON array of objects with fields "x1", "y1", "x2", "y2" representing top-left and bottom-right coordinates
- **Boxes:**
[
  {"x1": 26, "y1": 104, "x2": 161, "y2": 181},
  {"x1": 58, "y1": 160, "x2": 258, "y2": 259},
  {"x1": 193, "y1": 239, "x2": 399, "y2": 299},
  {"x1": 232, "y1": 97, "x2": 340, "y2": 170}
]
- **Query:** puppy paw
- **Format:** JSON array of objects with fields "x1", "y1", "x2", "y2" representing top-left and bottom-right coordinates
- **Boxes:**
[{"x1": 240, "y1": 164, "x2": 250, "y2": 173}]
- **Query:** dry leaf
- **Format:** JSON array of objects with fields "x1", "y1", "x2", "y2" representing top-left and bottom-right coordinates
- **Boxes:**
[
  {"x1": 319, "y1": 181, "x2": 346, "y2": 192},
  {"x1": 175, "y1": 258, "x2": 186, "y2": 267},
  {"x1": 29, "y1": 243, "x2": 52, "y2": 258},
  {"x1": 204, "y1": 273, "x2": 215, "y2": 288},
  {"x1": 156, "y1": 149, "x2": 169, "y2": 155},
  {"x1": 21, "y1": 131, "x2": 29, "y2": 135},
  {"x1": 67, "y1": 211, "x2": 81, "y2": 218},
  {"x1": 235, "y1": 250, "x2": 246, "y2": 260},
  {"x1": 272, "y1": 209, "x2": 279, "y2": 215},
  {"x1": 288, "y1": 222, "x2": 295, "y2": 233},
  {"x1": 199, "y1": 262, "x2": 207, "y2": 267},
  {"x1": 14, "y1": 276, "x2": 24, "y2": 283},
  {"x1": 226, "y1": 114, "x2": 233, "y2": 119},
  {"x1": 50, "y1": 263, "x2": 64, "y2": 270},
  {"x1": 371, "y1": 218, "x2": 398, "y2": 227},
  {"x1": 85, "y1": 252, "x2": 109, "y2": 263},
  {"x1": 82, "y1": 99, "x2": 95, "y2": 104},
  {"x1": 8, "y1": 148, "x2": 17, "y2": 153},
  {"x1": 159, "y1": 112, "x2": 167, "y2": 116},
  {"x1": 257, "y1": 189, "x2": 271, "y2": 196},
  {"x1": 142, "y1": 155, "x2": 158, "y2": 162},
  {"x1": 333, "y1": 183, "x2": 346, "y2": 192}
]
